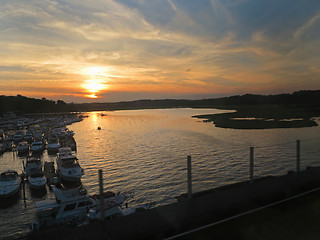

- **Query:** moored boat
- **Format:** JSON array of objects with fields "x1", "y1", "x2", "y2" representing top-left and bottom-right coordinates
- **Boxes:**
[
  {"x1": 17, "y1": 141, "x2": 29, "y2": 155},
  {"x1": 47, "y1": 140, "x2": 61, "y2": 153},
  {"x1": 31, "y1": 141, "x2": 44, "y2": 154},
  {"x1": 0, "y1": 170, "x2": 21, "y2": 198},
  {"x1": 25, "y1": 156, "x2": 43, "y2": 176},
  {"x1": 56, "y1": 147, "x2": 84, "y2": 182},
  {"x1": 28, "y1": 171, "x2": 47, "y2": 190},
  {"x1": 31, "y1": 186, "x2": 93, "y2": 231}
]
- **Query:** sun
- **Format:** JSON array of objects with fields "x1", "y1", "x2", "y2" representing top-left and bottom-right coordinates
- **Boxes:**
[
  {"x1": 83, "y1": 81, "x2": 105, "y2": 93},
  {"x1": 81, "y1": 66, "x2": 109, "y2": 98}
]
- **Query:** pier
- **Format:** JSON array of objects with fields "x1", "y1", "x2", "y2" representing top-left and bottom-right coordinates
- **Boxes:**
[{"x1": 26, "y1": 166, "x2": 320, "y2": 240}]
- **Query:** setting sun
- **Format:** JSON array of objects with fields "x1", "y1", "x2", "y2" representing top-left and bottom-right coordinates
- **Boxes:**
[
  {"x1": 83, "y1": 81, "x2": 106, "y2": 93},
  {"x1": 81, "y1": 66, "x2": 109, "y2": 98}
]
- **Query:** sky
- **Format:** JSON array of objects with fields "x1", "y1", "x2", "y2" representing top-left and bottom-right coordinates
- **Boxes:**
[{"x1": 0, "y1": 0, "x2": 320, "y2": 103}]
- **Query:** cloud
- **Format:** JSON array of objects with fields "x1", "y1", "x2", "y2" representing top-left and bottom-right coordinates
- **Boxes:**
[{"x1": 0, "y1": 0, "x2": 320, "y2": 102}]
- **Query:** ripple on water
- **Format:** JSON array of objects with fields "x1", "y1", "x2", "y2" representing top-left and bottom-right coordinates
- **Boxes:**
[{"x1": 2, "y1": 109, "x2": 320, "y2": 239}]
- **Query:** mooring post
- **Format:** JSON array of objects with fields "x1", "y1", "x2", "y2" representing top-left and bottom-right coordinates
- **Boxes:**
[
  {"x1": 99, "y1": 169, "x2": 105, "y2": 220},
  {"x1": 296, "y1": 139, "x2": 300, "y2": 172},
  {"x1": 250, "y1": 147, "x2": 254, "y2": 184},
  {"x1": 21, "y1": 175, "x2": 26, "y2": 200},
  {"x1": 187, "y1": 155, "x2": 192, "y2": 199}
]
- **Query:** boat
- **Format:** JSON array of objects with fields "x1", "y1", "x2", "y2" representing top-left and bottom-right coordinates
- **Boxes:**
[
  {"x1": 56, "y1": 147, "x2": 84, "y2": 182},
  {"x1": 31, "y1": 186, "x2": 93, "y2": 231},
  {"x1": 24, "y1": 131, "x2": 33, "y2": 143},
  {"x1": 121, "y1": 203, "x2": 153, "y2": 216},
  {"x1": 0, "y1": 170, "x2": 21, "y2": 198},
  {"x1": 47, "y1": 139, "x2": 61, "y2": 153},
  {"x1": 31, "y1": 186, "x2": 133, "y2": 230},
  {"x1": 28, "y1": 170, "x2": 47, "y2": 190},
  {"x1": 87, "y1": 191, "x2": 134, "y2": 220},
  {"x1": 31, "y1": 141, "x2": 44, "y2": 153},
  {"x1": 25, "y1": 156, "x2": 43, "y2": 176},
  {"x1": 13, "y1": 131, "x2": 24, "y2": 143},
  {"x1": 17, "y1": 141, "x2": 29, "y2": 155},
  {"x1": 2, "y1": 140, "x2": 12, "y2": 152}
]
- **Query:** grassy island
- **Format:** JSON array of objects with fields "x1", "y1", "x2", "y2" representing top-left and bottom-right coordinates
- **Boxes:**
[{"x1": 194, "y1": 105, "x2": 320, "y2": 129}]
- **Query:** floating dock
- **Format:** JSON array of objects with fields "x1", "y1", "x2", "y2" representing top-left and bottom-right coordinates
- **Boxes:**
[{"x1": 25, "y1": 166, "x2": 320, "y2": 240}]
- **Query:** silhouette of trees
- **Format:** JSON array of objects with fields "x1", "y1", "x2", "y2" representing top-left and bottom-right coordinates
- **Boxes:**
[{"x1": 0, "y1": 95, "x2": 69, "y2": 115}]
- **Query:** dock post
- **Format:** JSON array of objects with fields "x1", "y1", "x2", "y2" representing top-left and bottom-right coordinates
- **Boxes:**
[
  {"x1": 99, "y1": 169, "x2": 105, "y2": 220},
  {"x1": 296, "y1": 139, "x2": 300, "y2": 172},
  {"x1": 187, "y1": 155, "x2": 192, "y2": 199},
  {"x1": 250, "y1": 147, "x2": 254, "y2": 184}
]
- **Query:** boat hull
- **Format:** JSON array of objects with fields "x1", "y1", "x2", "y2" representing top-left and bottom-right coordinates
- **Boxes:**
[{"x1": 57, "y1": 170, "x2": 83, "y2": 182}]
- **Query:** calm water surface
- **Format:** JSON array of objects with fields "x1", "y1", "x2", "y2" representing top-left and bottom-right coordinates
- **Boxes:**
[{"x1": 1, "y1": 108, "x2": 320, "y2": 239}]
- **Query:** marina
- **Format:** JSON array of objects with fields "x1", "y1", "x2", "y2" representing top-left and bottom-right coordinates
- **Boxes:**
[{"x1": 1, "y1": 108, "x2": 320, "y2": 239}]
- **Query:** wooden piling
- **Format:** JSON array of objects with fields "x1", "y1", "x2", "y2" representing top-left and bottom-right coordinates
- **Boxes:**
[
  {"x1": 99, "y1": 169, "x2": 105, "y2": 220},
  {"x1": 187, "y1": 155, "x2": 192, "y2": 199},
  {"x1": 296, "y1": 140, "x2": 300, "y2": 172},
  {"x1": 250, "y1": 147, "x2": 254, "y2": 184}
]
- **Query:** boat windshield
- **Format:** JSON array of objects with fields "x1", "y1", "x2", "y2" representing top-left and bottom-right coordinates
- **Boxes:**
[
  {"x1": 0, "y1": 172, "x2": 17, "y2": 181},
  {"x1": 62, "y1": 158, "x2": 79, "y2": 168},
  {"x1": 30, "y1": 172, "x2": 44, "y2": 178}
]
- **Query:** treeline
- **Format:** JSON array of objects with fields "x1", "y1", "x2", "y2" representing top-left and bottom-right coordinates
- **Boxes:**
[
  {"x1": 71, "y1": 90, "x2": 320, "y2": 112},
  {"x1": 1, "y1": 90, "x2": 320, "y2": 114},
  {"x1": 0, "y1": 95, "x2": 69, "y2": 114}
]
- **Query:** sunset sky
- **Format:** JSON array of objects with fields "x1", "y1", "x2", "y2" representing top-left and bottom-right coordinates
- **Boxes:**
[{"x1": 1, "y1": 0, "x2": 320, "y2": 103}]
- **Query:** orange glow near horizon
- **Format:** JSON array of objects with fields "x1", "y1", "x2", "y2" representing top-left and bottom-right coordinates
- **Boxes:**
[{"x1": 81, "y1": 66, "x2": 109, "y2": 99}]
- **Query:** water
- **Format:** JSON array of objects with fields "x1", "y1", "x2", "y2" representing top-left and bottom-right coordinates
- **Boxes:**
[{"x1": 1, "y1": 108, "x2": 320, "y2": 239}]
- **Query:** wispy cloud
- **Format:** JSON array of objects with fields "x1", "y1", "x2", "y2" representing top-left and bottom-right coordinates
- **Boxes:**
[{"x1": 0, "y1": 0, "x2": 319, "y2": 102}]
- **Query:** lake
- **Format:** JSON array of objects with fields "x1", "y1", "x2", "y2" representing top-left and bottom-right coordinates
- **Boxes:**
[{"x1": 1, "y1": 108, "x2": 320, "y2": 239}]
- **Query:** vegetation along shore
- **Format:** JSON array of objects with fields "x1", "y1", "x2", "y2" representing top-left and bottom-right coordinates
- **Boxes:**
[{"x1": 1, "y1": 90, "x2": 320, "y2": 129}]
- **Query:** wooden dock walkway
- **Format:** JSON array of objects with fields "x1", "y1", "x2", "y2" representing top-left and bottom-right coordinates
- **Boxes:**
[{"x1": 25, "y1": 166, "x2": 320, "y2": 240}]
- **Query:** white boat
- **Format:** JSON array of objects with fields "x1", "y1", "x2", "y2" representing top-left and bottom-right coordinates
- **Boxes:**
[
  {"x1": 0, "y1": 170, "x2": 21, "y2": 198},
  {"x1": 47, "y1": 140, "x2": 61, "y2": 153},
  {"x1": 56, "y1": 147, "x2": 84, "y2": 182},
  {"x1": 24, "y1": 131, "x2": 33, "y2": 142},
  {"x1": 17, "y1": 141, "x2": 29, "y2": 155},
  {"x1": 13, "y1": 131, "x2": 24, "y2": 143},
  {"x1": 121, "y1": 203, "x2": 152, "y2": 216},
  {"x1": 31, "y1": 141, "x2": 44, "y2": 153},
  {"x1": 28, "y1": 170, "x2": 47, "y2": 190},
  {"x1": 31, "y1": 186, "x2": 93, "y2": 231},
  {"x1": 87, "y1": 192, "x2": 134, "y2": 220},
  {"x1": 25, "y1": 156, "x2": 43, "y2": 176},
  {"x1": 31, "y1": 186, "x2": 133, "y2": 230}
]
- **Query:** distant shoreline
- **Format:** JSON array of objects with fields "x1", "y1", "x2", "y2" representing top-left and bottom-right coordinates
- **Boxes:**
[
  {"x1": 193, "y1": 105, "x2": 320, "y2": 129},
  {"x1": 2, "y1": 90, "x2": 320, "y2": 130}
]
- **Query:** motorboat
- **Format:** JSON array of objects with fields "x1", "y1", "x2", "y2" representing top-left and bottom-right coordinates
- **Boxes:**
[
  {"x1": 25, "y1": 156, "x2": 43, "y2": 176},
  {"x1": 0, "y1": 170, "x2": 21, "y2": 198},
  {"x1": 13, "y1": 131, "x2": 24, "y2": 143},
  {"x1": 28, "y1": 170, "x2": 47, "y2": 190},
  {"x1": 24, "y1": 131, "x2": 33, "y2": 142},
  {"x1": 17, "y1": 141, "x2": 29, "y2": 155},
  {"x1": 31, "y1": 141, "x2": 44, "y2": 153},
  {"x1": 31, "y1": 186, "x2": 134, "y2": 230},
  {"x1": 2, "y1": 140, "x2": 12, "y2": 152},
  {"x1": 121, "y1": 203, "x2": 152, "y2": 216},
  {"x1": 56, "y1": 147, "x2": 84, "y2": 182},
  {"x1": 31, "y1": 186, "x2": 93, "y2": 231},
  {"x1": 87, "y1": 191, "x2": 134, "y2": 220},
  {"x1": 47, "y1": 139, "x2": 61, "y2": 153}
]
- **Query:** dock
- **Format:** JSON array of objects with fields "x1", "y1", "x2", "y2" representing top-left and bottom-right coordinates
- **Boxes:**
[{"x1": 25, "y1": 166, "x2": 320, "y2": 240}]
